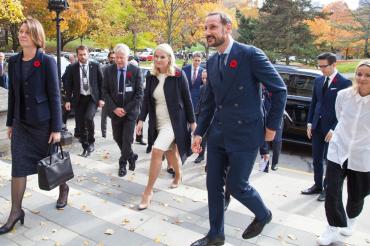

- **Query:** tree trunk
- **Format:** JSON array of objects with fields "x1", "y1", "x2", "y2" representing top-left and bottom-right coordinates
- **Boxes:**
[
  {"x1": 5, "y1": 28, "x2": 9, "y2": 46},
  {"x1": 132, "y1": 30, "x2": 138, "y2": 53},
  {"x1": 285, "y1": 55, "x2": 290, "y2": 65},
  {"x1": 10, "y1": 24, "x2": 19, "y2": 51}
]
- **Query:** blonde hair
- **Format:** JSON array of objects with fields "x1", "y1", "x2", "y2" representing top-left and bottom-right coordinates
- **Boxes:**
[
  {"x1": 20, "y1": 17, "x2": 46, "y2": 49},
  {"x1": 151, "y1": 43, "x2": 177, "y2": 76},
  {"x1": 354, "y1": 60, "x2": 370, "y2": 92}
]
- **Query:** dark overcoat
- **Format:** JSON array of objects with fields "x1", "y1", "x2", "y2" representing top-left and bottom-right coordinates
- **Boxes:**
[{"x1": 138, "y1": 69, "x2": 195, "y2": 164}]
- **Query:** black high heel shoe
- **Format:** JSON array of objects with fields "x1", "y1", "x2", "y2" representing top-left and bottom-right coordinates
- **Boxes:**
[{"x1": 0, "y1": 209, "x2": 25, "y2": 235}]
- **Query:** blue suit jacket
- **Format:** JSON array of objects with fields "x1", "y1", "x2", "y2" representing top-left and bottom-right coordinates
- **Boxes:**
[
  {"x1": 307, "y1": 73, "x2": 351, "y2": 134},
  {"x1": 194, "y1": 42, "x2": 287, "y2": 151},
  {"x1": 6, "y1": 49, "x2": 62, "y2": 132},
  {"x1": 182, "y1": 64, "x2": 203, "y2": 109}
]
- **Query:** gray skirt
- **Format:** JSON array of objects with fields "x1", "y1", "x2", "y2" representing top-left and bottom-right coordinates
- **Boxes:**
[{"x1": 11, "y1": 119, "x2": 50, "y2": 177}]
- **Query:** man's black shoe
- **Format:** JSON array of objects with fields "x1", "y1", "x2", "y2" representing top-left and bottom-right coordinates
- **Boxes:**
[
  {"x1": 128, "y1": 154, "x2": 138, "y2": 171},
  {"x1": 190, "y1": 235, "x2": 225, "y2": 246},
  {"x1": 271, "y1": 164, "x2": 278, "y2": 171},
  {"x1": 146, "y1": 145, "x2": 152, "y2": 154},
  {"x1": 194, "y1": 155, "x2": 204, "y2": 164},
  {"x1": 263, "y1": 160, "x2": 270, "y2": 173},
  {"x1": 317, "y1": 190, "x2": 326, "y2": 202},
  {"x1": 88, "y1": 144, "x2": 95, "y2": 153},
  {"x1": 118, "y1": 167, "x2": 127, "y2": 177},
  {"x1": 136, "y1": 140, "x2": 147, "y2": 145},
  {"x1": 80, "y1": 149, "x2": 88, "y2": 157},
  {"x1": 242, "y1": 211, "x2": 272, "y2": 239},
  {"x1": 102, "y1": 131, "x2": 106, "y2": 138},
  {"x1": 301, "y1": 185, "x2": 322, "y2": 195}
]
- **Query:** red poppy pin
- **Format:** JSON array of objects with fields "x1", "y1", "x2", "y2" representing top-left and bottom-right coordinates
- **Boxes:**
[
  {"x1": 229, "y1": 59, "x2": 238, "y2": 69},
  {"x1": 175, "y1": 69, "x2": 181, "y2": 77},
  {"x1": 33, "y1": 60, "x2": 41, "y2": 68},
  {"x1": 126, "y1": 71, "x2": 132, "y2": 79},
  {"x1": 332, "y1": 76, "x2": 337, "y2": 84}
]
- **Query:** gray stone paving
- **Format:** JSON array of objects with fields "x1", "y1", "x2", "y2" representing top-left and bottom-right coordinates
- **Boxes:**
[{"x1": 0, "y1": 115, "x2": 369, "y2": 245}]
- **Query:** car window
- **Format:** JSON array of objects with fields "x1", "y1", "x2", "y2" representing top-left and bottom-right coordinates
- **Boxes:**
[{"x1": 287, "y1": 75, "x2": 315, "y2": 97}]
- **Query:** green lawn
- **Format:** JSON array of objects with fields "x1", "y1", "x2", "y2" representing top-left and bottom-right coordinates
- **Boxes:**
[{"x1": 336, "y1": 60, "x2": 360, "y2": 74}]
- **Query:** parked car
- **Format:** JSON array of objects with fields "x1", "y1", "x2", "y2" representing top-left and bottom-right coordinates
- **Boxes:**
[
  {"x1": 138, "y1": 52, "x2": 153, "y2": 62},
  {"x1": 94, "y1": 52, "x2": 109, "y2": 64},
  {"x1": 273, "y1": 64, "x2": 322, "y2": 145}
]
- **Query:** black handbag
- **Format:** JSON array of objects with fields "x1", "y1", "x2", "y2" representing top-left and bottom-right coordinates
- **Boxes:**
[{"x1": 37, "y1": 143, "x2": 74, "y2": 191}]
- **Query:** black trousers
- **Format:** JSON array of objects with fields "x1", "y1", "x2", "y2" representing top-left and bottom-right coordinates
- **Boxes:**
[
  {"x1": 312, "y1": 120, "x2": 329, "y2": 189},
  {"x1": 101, "y1": 105, "x2": 108, "y2": 134},
  {"x1": 75, "y1": 95, "x2": 97, "y2": 146},
  {"x1": 111, "y1": 117, "x2": 136, "y2": 164},
  {"x1": 325, "y1": 160, "x2": 370, "y2": 227},
  {"x1": 259, "y1": 139, "x2": 282, "y2": 166}
]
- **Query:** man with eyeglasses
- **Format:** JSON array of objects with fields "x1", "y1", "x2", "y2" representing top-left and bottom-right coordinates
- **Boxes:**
[{"x1": 302, "y1": 53, "x2": 351, "y2": 201}]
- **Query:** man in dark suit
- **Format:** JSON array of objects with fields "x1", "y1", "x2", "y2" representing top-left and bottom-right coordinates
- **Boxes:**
[
  {"x1": 191, "y1": 12, "x2": 287, "y2": 246},
  {"x1": 0, "y1": 52, "x2": 8, "y2": 89},
  {"x1": 103, "y1": 44, "x2": 143, "y2": 177},
  {"x1": 183, "y1": 51, "x2": 204, "y2": 111},
  {"x1": 302, "y1": 53, "x2": 351, "y2": 201},
  {"x1": 101, "y1": 50, "x2": 116, "y2": 138},
  {"x1": 64, "y1": 45, "x2": 104, "y2": 157}
]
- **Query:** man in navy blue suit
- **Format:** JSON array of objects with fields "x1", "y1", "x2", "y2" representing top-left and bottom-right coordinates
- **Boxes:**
[
  {"x1": 183, "y1": 51, "x2": 204, "y2": 163},
  {"x1": 302, "y1": 53, "x2": 351, "y2": 201},
  {"x1": 191, "y1": 12, "x2": 287, "y2": 246},
  {"x1": 183, "y1": 51, "x2": 204, "y2": 110}
]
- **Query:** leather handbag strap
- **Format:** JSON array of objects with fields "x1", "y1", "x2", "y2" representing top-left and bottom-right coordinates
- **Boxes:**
[{"x1": 46, "y1": 142, "x2": 65, "y2": 164}]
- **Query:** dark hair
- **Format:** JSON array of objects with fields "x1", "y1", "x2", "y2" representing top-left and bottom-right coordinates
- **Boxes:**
[
  {"x1": 207, "y1": 12, "x2": 232, "y2": 26},
  {"x1": 108, "y1": 50, "x2": 115, "y2": 58},
  {"x1": 317, "y1": 52, "x2": 337, "y2": 65},
  {"x1": 76, "y1": 45, "x2": 88, "y2": 54}
]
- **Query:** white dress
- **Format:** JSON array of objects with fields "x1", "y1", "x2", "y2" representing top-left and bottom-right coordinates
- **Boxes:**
[{"x1": 152, "y1": 73, "x2": 175, "y2": 151}]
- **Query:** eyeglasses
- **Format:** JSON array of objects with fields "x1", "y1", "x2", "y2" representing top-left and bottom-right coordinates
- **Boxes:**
[{"x1": 317, "y1": 64, "x2": 331, "y2": 69}]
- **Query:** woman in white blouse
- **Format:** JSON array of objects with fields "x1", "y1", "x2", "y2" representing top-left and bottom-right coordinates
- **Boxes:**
[{"x1": 318, "y1": 60, "x2": 370, "y2": 245}]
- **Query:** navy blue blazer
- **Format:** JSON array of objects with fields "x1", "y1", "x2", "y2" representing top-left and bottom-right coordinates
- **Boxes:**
[
  {"x1": 182, "y1": 65, "x2": 203, "y2": 109},
  {"x1": 6, "y1": 49, "x2": 62, "y2": 132},
  {"x1": 194, "y1": 42, "x2": 287, "y2": 151},
  {"x1": 307, "y1": 73, "x2": 352, "y2": 134}
]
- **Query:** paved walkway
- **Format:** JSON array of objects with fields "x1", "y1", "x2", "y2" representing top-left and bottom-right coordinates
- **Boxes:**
[{"x1": 0, "y1": 131, "x2": 369, "y2": 246}]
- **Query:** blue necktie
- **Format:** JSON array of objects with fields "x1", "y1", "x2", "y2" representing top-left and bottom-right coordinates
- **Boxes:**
[{"x1": 218, "y1": 53, "x2": 226, "y2": 80}]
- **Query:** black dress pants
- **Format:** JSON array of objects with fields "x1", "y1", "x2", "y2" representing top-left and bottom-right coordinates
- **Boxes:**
[
  {"x1": 75, "y1": 95, "x2": 97, "y2": 146},
  {"x1": 325, "y1": 160, "x2": 370, "y2": 227},
  {"x1": 111, "y1": 117, "x2": 136, "y2": 163}
]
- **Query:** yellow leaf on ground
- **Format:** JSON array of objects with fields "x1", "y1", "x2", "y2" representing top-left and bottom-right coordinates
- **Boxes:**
[
  {"x1": 287, "y1": 234, "x2": 297, "y2": 240},
  {"x1": 83, "y1": 240, "x2": 89, "y2": 245},
  {"x1": 154, "y1": 236, "x2": 161, "y2": 243},
  {"x1": 31, "y1": 210, "x2": 40, "y2": 214}
]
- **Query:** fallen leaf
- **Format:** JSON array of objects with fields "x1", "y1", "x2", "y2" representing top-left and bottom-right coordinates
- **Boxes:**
[
  {"x1": 174, "y1": 218, "x2": 184, "y2": 224},
  {"x1": 55, "y1": 242, "x2": 62, "y2": 246},
  {"x1": 42, "y1": 236, "x2": 49, "y2": 240},
  {"x1": 83, "y1": 240, "x2": 90, "y2": 245},
  {"x1": 154, "y1": 236, "x2": 161, "y2": 243},
  {"x1": 31, "y1": 210, "x2": 40, "y2": 214},
  {"x1": 121, "y1": 219, "x2": 130, "y2": 225},
  {"x1": 97, "y1": 242, "x2": 105, "y2": 246},
  {"x1": 104, "y1": 228, "x2": 114, "y2": 235},
  {"x1": 40, "y1": 221, "x2": 46, "y2": 226},
  {"x1": 129, "y1": 228, "x2": 135, "y2": 232},
  {"x1": 287, "y1": 234, "x2": 297, "y2": 240}
]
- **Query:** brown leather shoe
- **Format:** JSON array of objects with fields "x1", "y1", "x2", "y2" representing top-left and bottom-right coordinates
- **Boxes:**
[{"x1": 56, "y1": 184, "x2": 69, "y2": 209}]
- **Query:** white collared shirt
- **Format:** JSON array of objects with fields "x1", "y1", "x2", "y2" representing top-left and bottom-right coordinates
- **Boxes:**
[
  {"x1": 218, "y1": 37, "x2": 234, "y2": 65},
  {"x1": 326, "y1": 69, "x2": 338, "y2": 88},
  {"x1": 79, "y1": 62, "x2": 91, "y2": 95},
  {"x1": 191, "y1": 65, "x2": 199, "y2": 82},
  {"x1": 327, "y1": 87, "x2": 370, "y2": 172}
]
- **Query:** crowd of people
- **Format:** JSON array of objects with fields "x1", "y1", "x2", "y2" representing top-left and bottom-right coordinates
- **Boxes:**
[{"x1": 1, "y1": 12, "x2": 369, "y2": 246}]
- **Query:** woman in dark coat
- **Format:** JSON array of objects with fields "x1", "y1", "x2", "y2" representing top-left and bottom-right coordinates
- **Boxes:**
[
  {"x1": 0, "y1": 17, "x2": 68, "y2": 235},
  {"x1": 136, "y1": 43, "x2": 196, "y2": 210}
]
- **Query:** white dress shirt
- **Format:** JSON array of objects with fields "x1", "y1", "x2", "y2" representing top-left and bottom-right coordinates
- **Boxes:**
[
  {"x1": 327, "y1": 87, "x2": 370, "y2": 172},
  {"x1": 79, "y1": 62, "x2": 91, "y2": 95}
]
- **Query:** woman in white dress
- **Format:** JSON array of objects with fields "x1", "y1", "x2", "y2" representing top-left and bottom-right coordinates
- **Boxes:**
[
  {"x1": 136, "y1": 44, "x2": 196, "y2": 210},
  {"x1": 317, "y1": 60, "x2": 370, "y2": 245}
]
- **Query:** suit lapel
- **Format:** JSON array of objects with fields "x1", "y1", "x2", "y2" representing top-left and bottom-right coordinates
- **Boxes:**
[
  {"x1": 24, "y1": 49, "x2": 43, "y2": 82},
  {"x1": 219, "y1": 43, "x2": 240, "y2": 104}
]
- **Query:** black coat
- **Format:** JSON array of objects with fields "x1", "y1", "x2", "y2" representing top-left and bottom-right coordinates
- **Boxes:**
[
  {"x1": 6, "y1": 49, "x2": 62, "y2": 132},
  {"x1": 63, "y1": 61, "x2": 103, "y2": 106},
  {"x1": 139, "y1": 69, "x2": 195, "y2": 164},
  {"x1": 102, "y1": 63, "x2": 144, "y2": 121}
]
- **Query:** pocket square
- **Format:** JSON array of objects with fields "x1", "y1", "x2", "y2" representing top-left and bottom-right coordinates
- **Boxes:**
[{"x1": 330, "y1": 88, "x2": 337, "y2": 90}]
